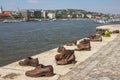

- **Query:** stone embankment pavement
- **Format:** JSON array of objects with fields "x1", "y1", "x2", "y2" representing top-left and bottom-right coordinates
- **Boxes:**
[{"x1": 58, "y1": 33, "x2": 120, "y2": 80}]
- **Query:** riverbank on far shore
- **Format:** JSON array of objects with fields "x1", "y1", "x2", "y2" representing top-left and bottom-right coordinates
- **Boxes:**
[
  {"x1": 0, "y1": 18, "x2": 88, "y2": 23},
  {"x1": 0, "y1": 24, "x2": 120, "y2": 80}
]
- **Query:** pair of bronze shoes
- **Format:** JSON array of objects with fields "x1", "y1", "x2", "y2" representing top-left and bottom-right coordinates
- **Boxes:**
[
  {"x1": 110, "y1": 30, "x2": 119, "y2": 34},
  {"x1": 87, "y1": 34, "x2": 102, "y2": 42},
  {"x1": 96, "y1": 29, "x2": 107, "y2": 35},
  {"x1": 66, "y1": 40, "x2": 77, "y2": 46},
  {"x1": 19, "y1": 57, "x2": 54, "y2": 77},
  {"x1": 75, "y1": 39, "x2": 91, "y2": 51},
  {"x1": 55, "y1": 47, "x2": 76, "y2": 65}
]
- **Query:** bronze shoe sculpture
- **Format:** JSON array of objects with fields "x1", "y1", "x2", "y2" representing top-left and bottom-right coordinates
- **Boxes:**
[
  {"x1": 96, "y1": 29, "x2": 107, "y2": 35},
  {"x1": 55, "y1": 49, "x2": 76, "y2": 65},
  {"x1": 19, "y1": 57, "x2": 39, "y2": 67},
  {"x1": 75, "y1": 39, "x2": 91, "y2": 51},
  {"x1": 66, "y1": 40, "x2": 77, "y2": 46},
  {"x1": 87, "y1": 34, "x2": 102, "y2": 41},
  {"x1": 57, "y1": 46, "x2": 66, "y2": 53},
  {"x1": 111, "y1": 30, "x2": 119, "y2": 34},
  {"x1": 25, "y1": 64, "x2": 54, "y2": 77}
]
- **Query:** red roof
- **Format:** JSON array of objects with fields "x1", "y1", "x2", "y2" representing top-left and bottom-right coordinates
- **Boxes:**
[{"x1": 0, "y1": 11, "x2": 12, "y2": 16}]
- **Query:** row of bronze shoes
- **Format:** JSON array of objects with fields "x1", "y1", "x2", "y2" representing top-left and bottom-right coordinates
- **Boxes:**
[
  {"x1": 55, "y1": 34, "x2": 103, "y2": 65},
  {"x1": 96, "y1": 29, "x2": 120, "y2": 35},
  {"x1": 18, "y1": 34, "x2": 105, "y2": 77}
]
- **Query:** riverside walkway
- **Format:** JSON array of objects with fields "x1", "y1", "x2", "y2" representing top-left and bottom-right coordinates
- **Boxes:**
[
  {"x1": 58, "y1": 32, "x2": 120, "y2": 80},
  {"x1": 0, "y1": 25, "x2": 120, "y2": 80}
]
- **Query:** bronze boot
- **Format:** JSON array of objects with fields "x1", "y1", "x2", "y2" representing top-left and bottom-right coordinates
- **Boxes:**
[
  {"x1": 66, "y1": 40, "x2": 77, "y2": 46},
  {"x1": 88, "y1": 34, "x2": 102, "y2": 41},
  {"x1": 66, "y1": 50, "x2": 76, "y2": 64},
  {"x1": 57, "y1": 59, "x2": 67, "y2": 65},
  {"x1": 71, "y1": 40, "x2": 77, "y2": 45},
  {"x1": 64, "y1": 50, "x2": 76, "y2": 64},
  {"x1": 57, "y1": 46, "x2": 66, "y2": 53},
  {"x1": 66, "y1": 42, "x2": 73, "y2": 46},
  {"x1": 55, "y1": 53, "x2": 67, "y2": 65},
  {"x1": 19, "y1": 57, "x2": 39, "y2": 67},
  {"x1": 55, "y1": 54, "x2": 63, "y2": 61},
  {"x1": 55, "y1": 50, "x2": 76, "y2": 65},
  {"x1": 75, "y1": 39, "x2": 91, "y2": 51},
  {"x1": 25, "y1": 65, "x2": 54, "y2": 77}
]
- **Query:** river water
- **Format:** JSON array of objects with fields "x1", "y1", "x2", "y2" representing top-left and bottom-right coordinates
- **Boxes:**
[{"x1": 0, "y1": 19, "x2": 101, "y2": 66}]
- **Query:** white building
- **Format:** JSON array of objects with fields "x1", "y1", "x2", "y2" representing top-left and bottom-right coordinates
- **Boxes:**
[
  {"x1": 0, "y1": 6, "x2": 3, "y2": 14},
  {"x1": 67, "y1": 14, "x2": 72, "y2": 18},
  {"x1": 86, "y1": 14, "x2": 92, "y2": 18},
  {"x1": 41, "y1": 10, "x2": 47, "y2": 19},
  {"x1": 47, "y1": 13, "x2": 56, "y2": 19},
  {"x1": 20, "y1": 9, "x2": 30, "y2": 21}
]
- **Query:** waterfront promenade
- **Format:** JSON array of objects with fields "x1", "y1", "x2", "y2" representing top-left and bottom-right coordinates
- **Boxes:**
[
  {"x1": 58, "y1": 26, "x2": 120, "y2": 80},
  {"x1": 0, "y1": 25, "x2": 120, "y2": 80}
]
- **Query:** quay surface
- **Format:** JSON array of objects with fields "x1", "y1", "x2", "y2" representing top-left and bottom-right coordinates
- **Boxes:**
[{"x1": 0, "y1": 25, "x2": 120, "y2": 80}]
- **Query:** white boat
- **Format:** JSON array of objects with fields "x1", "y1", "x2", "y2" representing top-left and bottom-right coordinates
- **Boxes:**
[
  {"x1": 34, "y1": 19, "x2": 42, "y2": 21},
  {"x1": 3, "y1": 19, "x2": 21, "y2": 23},
  {"x1": 49, "y1": 18, "x2": 56, "y2": 21},
  {"x1": 97, "y1": 20, "x2": 106, "y2": 23},
  {"x1": 94, "y1": 18, "x2": 120, "y2": 24}
]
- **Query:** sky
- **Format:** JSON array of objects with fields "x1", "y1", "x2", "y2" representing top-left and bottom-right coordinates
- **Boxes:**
[{"x1": 0, "y1": 0, "x2": 120, "y2": 14}]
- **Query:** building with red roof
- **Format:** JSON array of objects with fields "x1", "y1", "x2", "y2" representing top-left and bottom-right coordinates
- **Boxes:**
[
  {"x1": 0, "y1": 6, "x2": 12, "y2": 17},
  {"x1": 0, "y1": 11, "x2": 12, "y2": 17}
]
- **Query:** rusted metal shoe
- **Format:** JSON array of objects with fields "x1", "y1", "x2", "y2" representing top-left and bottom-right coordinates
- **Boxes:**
[
  {"x1": 96, "y1": 29, "x2": 107, "y2": 35},
  {"x1": 25, "y1": 65, "x2": 54, "y2": 77},
  {"x1": 55, "y1": 50, "x2": 76, "y2": 65},
  {"x1": 66, "y1": 40, "x2": 77, "y2": 46},
  {"x1": 87, "y1": 34, "x2": 102, "y2": 41},
  {"x1": 57, "y1": 46, "x2": 66, "y2": 53},
  {"x1": 75, "y1": 39, "x2": 91, "y2": 51},
  {"x1": 19, "y1": 57, "x2": 39, "y2": 67},
  {"x1": 110, "y1": 30, "x2": 119, "y2": 34}
]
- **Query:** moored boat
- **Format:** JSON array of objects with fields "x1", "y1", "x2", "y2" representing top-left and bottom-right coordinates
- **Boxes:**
[{"x1": 3, "y1": 19, "x2": 22, "y2": 23}]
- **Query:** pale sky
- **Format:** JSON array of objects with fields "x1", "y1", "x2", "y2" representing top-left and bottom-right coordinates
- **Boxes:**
[{"x1": 0, "y1": 0, "x2": 120, "y2": 14}]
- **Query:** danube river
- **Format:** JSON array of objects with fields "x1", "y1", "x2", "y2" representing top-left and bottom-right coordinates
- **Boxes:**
[{"x1": 0, "y1": 19, "x2": 101, "y2": 66}]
